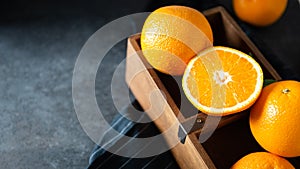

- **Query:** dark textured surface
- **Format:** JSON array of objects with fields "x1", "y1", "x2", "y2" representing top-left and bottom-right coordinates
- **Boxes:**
[
  {"x1": 0, "y1": 1, "x2": 146, "y2": 168},
  {"x1": 0, "y1": 16, "x2": 102, "y2": 168},
  {"x1": 0, "y1": 0, "x2": 299, "y2": 169}
]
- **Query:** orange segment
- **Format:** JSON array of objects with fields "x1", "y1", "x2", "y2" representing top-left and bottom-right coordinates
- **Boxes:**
[{"x1": 182, "y1": 46, "x2": 264, "y2": 115}]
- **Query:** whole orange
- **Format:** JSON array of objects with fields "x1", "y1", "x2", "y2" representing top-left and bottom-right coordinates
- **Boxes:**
[
  {"x1": 250, "y1": 80, "x2": 300, "y2": 157},
  {"x1": 233, "y1": 0, "x2": 288, "y2": 26},
  {"x1": 231, "y1": 152, "x2": 295, "y2": 169},
  {"x1": 141, "y1": 5, "x2": 213, "y2": 75}
]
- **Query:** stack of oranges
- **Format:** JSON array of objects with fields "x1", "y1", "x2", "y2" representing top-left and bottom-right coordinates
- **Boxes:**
[{"x1": 140, "y1": 5, "x2": 298, "y2": 169}]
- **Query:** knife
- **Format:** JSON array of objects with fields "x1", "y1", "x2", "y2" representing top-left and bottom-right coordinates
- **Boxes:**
[{"x1": 178, "y1": 112, "x2": 248, "y2": 144}]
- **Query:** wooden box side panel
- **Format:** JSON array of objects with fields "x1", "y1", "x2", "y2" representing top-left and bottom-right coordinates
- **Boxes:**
[{"x1": 125, "y1": 35, "x2": 216, "y2": 169}]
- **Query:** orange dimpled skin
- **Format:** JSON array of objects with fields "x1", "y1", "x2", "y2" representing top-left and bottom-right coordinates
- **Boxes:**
[
  {"x1": 250, "y1": 80, "x2": 300, "y2": 157},
  {"x1": 141, "y1": 5, "x2": 213, "y2": 75},
  {"x1": 233, "y1": 0, "x2": 288, "y2": 26},
  {"x1": 231, "y1": 152, "x2": 295, "y2": 169}
]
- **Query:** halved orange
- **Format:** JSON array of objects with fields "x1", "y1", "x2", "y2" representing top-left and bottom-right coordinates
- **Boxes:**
[{"x1": 182, "y1": 46, "x2": 264, "y2": 116}]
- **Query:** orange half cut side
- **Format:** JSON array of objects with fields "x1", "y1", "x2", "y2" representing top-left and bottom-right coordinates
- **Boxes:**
[{"x1": 182, "y1": 46, "x2": 264, "y2": 116}]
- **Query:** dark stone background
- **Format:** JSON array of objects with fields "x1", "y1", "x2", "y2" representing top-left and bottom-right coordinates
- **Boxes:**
[{"x1": 0, "y1": 0, "x2": 299, "y2": 168}]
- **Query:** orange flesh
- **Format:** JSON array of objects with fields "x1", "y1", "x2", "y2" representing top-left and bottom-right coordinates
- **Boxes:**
[{"x1": 187, "y1": 49, "x2": 258, "y2": 108}]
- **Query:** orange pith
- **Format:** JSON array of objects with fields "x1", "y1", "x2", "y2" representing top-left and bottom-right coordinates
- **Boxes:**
[{"x1": 182, "y1": 46, "x2": 264, "y2": 115}]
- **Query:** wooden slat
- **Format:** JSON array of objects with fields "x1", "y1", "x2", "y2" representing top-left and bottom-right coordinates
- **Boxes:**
[{"x1": 126, "y1": 35, "x2": 216, "y2": 169}]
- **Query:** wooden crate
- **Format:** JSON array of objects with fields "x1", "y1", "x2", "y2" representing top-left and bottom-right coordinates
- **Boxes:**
[{"x1": 125, "y1": 6, "x2": 299, "y2": 169}]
